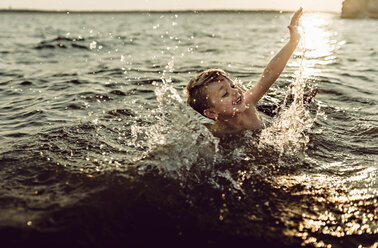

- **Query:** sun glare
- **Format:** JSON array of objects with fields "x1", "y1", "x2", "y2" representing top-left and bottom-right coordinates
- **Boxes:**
[
  {"x1": 295, "y1": 13, "x2": 341, "y2": 79},
  {"x1": 302, "y1": 14, "x2": 334, "y2": 59}
]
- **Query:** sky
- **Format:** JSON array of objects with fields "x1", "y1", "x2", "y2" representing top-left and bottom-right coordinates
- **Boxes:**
[{"x1": 0, "y1": 0, "x2": 343, "y2": 13}]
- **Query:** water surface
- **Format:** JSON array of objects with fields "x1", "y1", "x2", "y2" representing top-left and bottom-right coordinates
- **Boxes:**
[{"x1": 0, "y1": 11, "x2": 377, "y2": 248}]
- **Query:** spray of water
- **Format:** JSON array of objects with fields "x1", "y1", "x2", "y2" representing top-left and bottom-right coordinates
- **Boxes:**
[
  {"x1": 259, "y1": 41, "x2": 317, "y2": 156},
  {"x1": 130, "y1": 77, "x2": 220, "y2": 180}
]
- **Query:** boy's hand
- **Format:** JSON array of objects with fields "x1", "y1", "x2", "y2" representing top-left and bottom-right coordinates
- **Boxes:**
[{"x1": 288, "y1": 7, "x2": 303, "y2": 44}]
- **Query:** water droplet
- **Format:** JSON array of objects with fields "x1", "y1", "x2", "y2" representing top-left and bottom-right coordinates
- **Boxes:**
[{"x1": 89, "y1": 41, "x2": 97, "y2": 50}]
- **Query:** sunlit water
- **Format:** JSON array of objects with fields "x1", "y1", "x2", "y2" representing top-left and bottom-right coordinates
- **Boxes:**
[{"x1": 0, "y1": 11, "x2": 377, "y2": 248}]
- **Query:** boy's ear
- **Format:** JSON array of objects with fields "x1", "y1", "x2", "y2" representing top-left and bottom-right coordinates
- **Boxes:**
[{"x1": 204, "y1": 108, "x2": 218, "y2": 120}]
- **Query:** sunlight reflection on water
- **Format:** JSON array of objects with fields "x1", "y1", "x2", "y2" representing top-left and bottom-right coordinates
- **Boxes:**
[
  {"x1": 295, "y1": 13, "x2": 345, "y2": 79},
  {"x1": 302, "y1": 14, "x2": 335, "y2": 58}
]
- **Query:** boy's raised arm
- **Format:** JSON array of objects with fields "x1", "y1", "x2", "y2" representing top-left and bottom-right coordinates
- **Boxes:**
[{"x1": 246, "y1": 8, "x2": 303, "y2": 106}]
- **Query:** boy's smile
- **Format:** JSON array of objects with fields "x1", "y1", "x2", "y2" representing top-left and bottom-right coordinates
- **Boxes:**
[
  {"x1": 233, "y1": 95, "x2": 243, "y2": 105},
  {"x1": 204, "y1": 77, "x2": 248, "y2": 119}
]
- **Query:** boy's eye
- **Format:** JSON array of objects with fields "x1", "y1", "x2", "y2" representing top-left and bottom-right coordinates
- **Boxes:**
[{"x1": 223, "y1": 92, "x2": 229, "y2": 97}]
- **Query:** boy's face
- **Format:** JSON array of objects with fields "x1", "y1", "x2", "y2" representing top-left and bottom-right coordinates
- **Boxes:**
[{"x1": 204, "y1": 76, "x2": 247, "y2": 119}]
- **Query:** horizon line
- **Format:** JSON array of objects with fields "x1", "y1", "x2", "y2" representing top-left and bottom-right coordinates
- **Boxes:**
[{"x1": 0, "y1": 8, "x2": 339, "y2": 14}]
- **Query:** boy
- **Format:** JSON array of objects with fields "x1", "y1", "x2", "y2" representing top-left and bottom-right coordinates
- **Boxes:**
[{"x1": 186, "y1": 8, "x2": 312, "y2": 137}]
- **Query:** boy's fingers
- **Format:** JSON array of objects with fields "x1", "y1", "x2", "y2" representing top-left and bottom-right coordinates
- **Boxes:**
[
  {"x1": 297, "y1": 9, "x2": 303, "y2": 24},
  {"x1": 290, "y1": 7, "x2": 303, "y2": 26}
]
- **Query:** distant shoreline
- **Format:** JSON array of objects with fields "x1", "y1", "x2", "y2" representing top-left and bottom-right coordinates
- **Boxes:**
[{"x1": 0, "y1": 8, "x2": 338, "y2": 14}]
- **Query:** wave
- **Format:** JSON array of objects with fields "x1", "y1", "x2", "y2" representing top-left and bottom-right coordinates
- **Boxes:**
[{"x1": 34, "y1": 36, "x2": 90, "y2": 50}]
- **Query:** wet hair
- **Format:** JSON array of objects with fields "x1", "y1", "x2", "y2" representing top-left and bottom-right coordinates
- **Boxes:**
[{"x1": 185, "y1": 68, "x2": 229, "y2": 117}]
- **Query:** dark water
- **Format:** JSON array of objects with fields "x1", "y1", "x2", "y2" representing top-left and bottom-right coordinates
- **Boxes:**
[{"x1": 0, "y1": 11, "x2": 377, "y2": 248}]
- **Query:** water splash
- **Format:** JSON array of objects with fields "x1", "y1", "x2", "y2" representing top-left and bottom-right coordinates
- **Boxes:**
[
  {"x1": 130, "y1": 79, "x2": 220, "y2": 181},
  {"x1": 259, "y1": 45, "x2": 317, "y2": 156}
]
